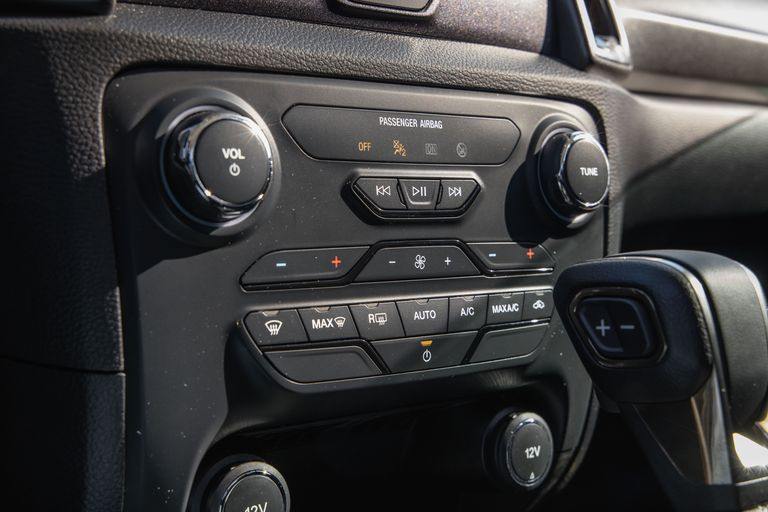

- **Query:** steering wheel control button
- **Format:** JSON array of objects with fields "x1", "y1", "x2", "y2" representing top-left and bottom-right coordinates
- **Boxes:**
[
  {"x1": 355, "y1": 178, "x2": 405, "y2": 210},
  {"x1": 266, "y1": 346, "x2": 382, "y2": 382},
  {"x1": 468, "y1": 242, "x2": 555, "y2": 272},
  {"x1": 372, "y1": 331, "x2": 477, "y2": 373},
  {"x1": 208, "y1": 462, "x2": 289, "y2": 512},
  {"x1": 576, "y1": 296, "x2": 657, "y2": 359},
  {"x1": 299, "y1": 306, "x2": 359, "y2": 341},
  {"x1": 538, "y1": 130, "x2": 610, "y2": 221},
  {"x1": 400, "y1": 179, "x2": 439, "y2": 209},
  {"x1": 487, "y1": 293, "x2": 524, "y2": 324},
  {"x1": 397, "y1": 298, "x2": 449, "y2": 336},
  {"x1": 164, "y1": 109, "x2": 276, "y2": 226},
  {"x1": 245, "y1": 310, "x2": 308, "y2": 346},
  {"x1": 436, "y1": 179, "x2": 478, "y2": 210},
  {"x1": 499, "y1": 413, "x2": 554, "y2": 489},
  {"x1": 448, "y1": 295, "x2": 488, "y2": 331},
  {"x1": 469, "y1": 324, "x2": 548, "y2": 363},
  {"x1": 283, "y1": 105, "x2": 519, "y2": 164},
  {"x1": 241, "y1": 246, "x2": 368, "y2": 285},
  {"x1": 522, "y1": 290, "x2": 553, "y2": 320},
  {"x1": 350, "y1": 302, "x2": 405, "y2": 340},
  {"x1": 355, "y1": 245, "x2": 479, "y2": 282}
]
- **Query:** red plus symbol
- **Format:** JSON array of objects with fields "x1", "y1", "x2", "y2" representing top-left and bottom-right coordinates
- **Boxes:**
[
  {"x1": 331, "y1": 256, "x2": 342, "y2": 269},
  {"x1": 526, "y1": 248, "x2": 535, "y2": 260}
]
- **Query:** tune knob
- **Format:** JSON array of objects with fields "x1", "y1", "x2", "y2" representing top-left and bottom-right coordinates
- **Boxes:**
[
  {"x1": 163, "y1": 108, "x2": 275, "y2": 227},
  {"x1": 538, "y1": 130, "x2": 610, "y2": 222}
]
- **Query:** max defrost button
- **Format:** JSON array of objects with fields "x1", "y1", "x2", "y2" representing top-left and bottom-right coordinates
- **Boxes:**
[
  {"x1": 350, "y1": 302, "x2": 405, "y2": 340},
  {"x1": 245, "y1": 310, "x2": 308, "y2": 346},
  {"x1": 397, "y1": 298, "x2": 449, "y2": 336},
  {"x1": 299, "y1": 306, "x2": 359, "y2": 341},
  {"x1": 355, "y1": 178, "x2": 405, "y2": 210}
]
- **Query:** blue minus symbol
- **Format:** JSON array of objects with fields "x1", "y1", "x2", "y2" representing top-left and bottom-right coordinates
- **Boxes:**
[
  {"x1": 275, "y1": 262, "x2": 287, "y2": 268},
  {"x1": 488, "y1": 253, "x2": 497, "y2": 258}
]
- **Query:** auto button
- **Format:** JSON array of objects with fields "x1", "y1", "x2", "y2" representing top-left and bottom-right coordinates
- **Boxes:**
[{"x1": 397, "y1": 298, "x2": 449, "y2": 336}]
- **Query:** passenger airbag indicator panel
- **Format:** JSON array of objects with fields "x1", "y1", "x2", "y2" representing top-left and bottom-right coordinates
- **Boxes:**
[{"x1": 283, "y1": 105, "x2": 520, "y2": 164}]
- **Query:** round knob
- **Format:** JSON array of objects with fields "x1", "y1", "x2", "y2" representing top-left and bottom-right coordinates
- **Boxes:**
[
  {"x1": 206, "y1": 461, "x2": 290, "y2": 512},
  {"x1": 538, "y1": 130, "x2": 609, "y2": 221},
  {"x1": 163, "y1": 109, "x2": 274, "y2": 227},
  {"x1": 495, "y1": 412, "x2": 554, "y2": 489}
]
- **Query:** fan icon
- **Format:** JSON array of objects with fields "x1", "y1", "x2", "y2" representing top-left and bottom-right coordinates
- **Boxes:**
[{"x1": 414, "y1": 254, "x2": 427, "y2": 270}]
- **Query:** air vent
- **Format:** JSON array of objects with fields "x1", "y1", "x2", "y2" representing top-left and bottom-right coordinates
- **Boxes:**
[{"x1": 576, "y1": 0, "x2": 632, "y2": 69}]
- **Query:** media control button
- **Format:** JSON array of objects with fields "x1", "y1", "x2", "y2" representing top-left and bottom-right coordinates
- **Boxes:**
[
  {"x1": 355, "y1": 245, "x2": 479, "y2": 282},
  {"x1": 299, "y1": 306, "x2": 359, "y2": 341},
  {"x1": 372, "y1": 331, "x2": 477, "y2": 373},
  {"x1": 265, "y1": 346, "x2": 382, "y2": 382},
  {"x1": 437, "y1": 179, "x2": 478, "y2": 210},
  {"x1": 242, "y1": 246, "x2": 368, "y2": 285},
  {"x1": 487, "y1": 293, "x2": 524, "y2": 324},
  {"x1": 469, "y1": 324, "x2": 548, "y2": 363},
  {"x1": 468, "y1": 243, "x2": 555, "y2": 272},
  {"x1": 355, "y1": 178, "x2": 405, "y2": 210},
  {"x1": 448, "y1": 295, "x2": 488, "y2": 331},
  {"x1": 396, "y1": 298, "x2": 449, "y2": 336},
  {"x1": 244, "y1": 309, "x2": 308, "y2": 346},
  {"x1": 522, "y1": 290, "x2": 554, "y2": 320},
  {"x1": 399, "y1": 179, "x2": 439, "y2": 209},
  {"x1": 350, "y1": 302, "x2": 405, "y2": 341}
]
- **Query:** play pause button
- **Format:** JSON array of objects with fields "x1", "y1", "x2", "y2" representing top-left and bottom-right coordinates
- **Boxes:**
[{"x1": 400, "y1": 179, "x2": 438, "y2": 209}]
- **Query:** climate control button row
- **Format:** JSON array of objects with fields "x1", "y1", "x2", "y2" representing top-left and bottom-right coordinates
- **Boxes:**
[{"x1": 244, "y1": 290, "x2": 554, "y2": 347}]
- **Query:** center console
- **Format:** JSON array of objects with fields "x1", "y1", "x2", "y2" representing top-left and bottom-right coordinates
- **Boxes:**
[{"x1": 104, "y1": 71, "x2": 609, "y2": 511}]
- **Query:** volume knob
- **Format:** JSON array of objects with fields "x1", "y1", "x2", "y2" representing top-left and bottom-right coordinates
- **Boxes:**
[
  {"x1": 538, "y1": 130, "x2": 610, "y2": 223},
  {"x1": 163, "y1": 109, "x2": 275, "y2": 227}
]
